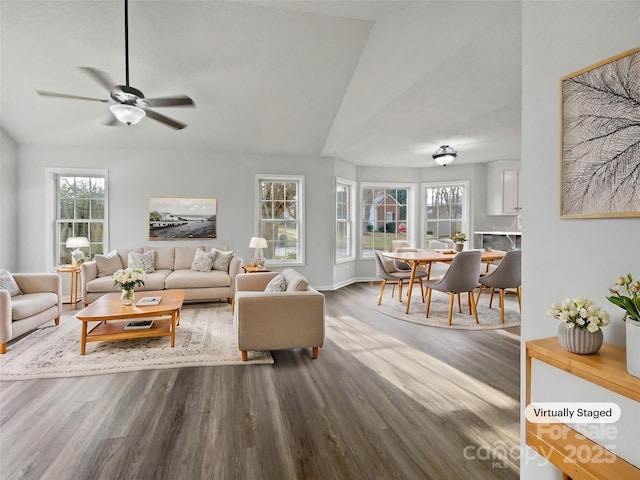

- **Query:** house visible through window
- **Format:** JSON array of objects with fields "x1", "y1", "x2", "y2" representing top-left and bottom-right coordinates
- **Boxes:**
[
  {"x1": 56, "y1": 173, "x2": 107, "y2": 265},
  {"x1": 336, "y1": 178, "x2": 355, "y2": 262},
  {"x1": 361, "y1": 184, "x2": 411, "y2": 257},
  {"x1": 256, "y1": 175, "x2": 304, "y2": 265},
  {"x1": 423, "y1": 182, "x2": 469, "y2": 246}
]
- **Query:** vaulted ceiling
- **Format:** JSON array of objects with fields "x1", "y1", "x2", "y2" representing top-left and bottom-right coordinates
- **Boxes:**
[{"x1": 0, "y1": 0, "x2": 521, "y2": 167}]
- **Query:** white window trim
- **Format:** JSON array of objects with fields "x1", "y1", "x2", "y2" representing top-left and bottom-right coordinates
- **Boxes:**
[
  {"x1": 254, "y1": 174, "x2": 305, "y2": 267},
  {"x1": 335, "y1": 177, "x2": 356, "y2": 264},
  {"x1": 359, "y1": 182, "x2": 414, "y2": 259},
  {"x1": 420, "y1": 180, "x2": 469, "y2": 249},
  {"x1": 45, "y1": 167, "x2": 109, "y2": 271}
]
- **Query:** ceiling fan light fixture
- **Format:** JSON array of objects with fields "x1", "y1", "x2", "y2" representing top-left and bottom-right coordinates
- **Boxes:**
[
  {"x1": 432, "y1": 145, "x2": 457, "y2": 166},
  {"x1": 110, "y1": 104, "x2": 146, "y2": 125}
]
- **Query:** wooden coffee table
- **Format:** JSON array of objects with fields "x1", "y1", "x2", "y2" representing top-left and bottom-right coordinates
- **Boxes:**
[{"x1": 76, "y1": 290, "x2": 185, "y2": 355}]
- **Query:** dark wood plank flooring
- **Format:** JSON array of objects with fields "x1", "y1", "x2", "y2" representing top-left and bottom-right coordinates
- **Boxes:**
[{"x1": 0, "y1": 282, "x2": 520, "y2": 479}]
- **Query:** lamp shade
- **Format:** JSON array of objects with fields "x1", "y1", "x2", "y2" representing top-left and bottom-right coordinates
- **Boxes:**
[
  {"x1": 66, "y1": 237, "x2": 89, "y2": 248},
  {"x1": 432, "y1": 145, "x2": 457, "y2": 166},
  {"x1": 110, "y1": 104, "x2": 146, "y2": 125},
  {"x1": 249, "y1": 237, "x2": 268, "y2": 249}
]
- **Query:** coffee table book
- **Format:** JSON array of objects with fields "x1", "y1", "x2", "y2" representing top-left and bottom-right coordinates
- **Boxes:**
[
  {"x1": 136, "y1": 296, "x2": 161, "y2": 306},
  {"x1": 124, "y1": 320, "x2": 154, "y2": 330}
]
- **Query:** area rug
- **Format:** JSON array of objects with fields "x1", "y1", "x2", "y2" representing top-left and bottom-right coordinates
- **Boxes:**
[
  {"x1": 377, "y1": 290, "x2": 521, "y2": 330},
  {"x1": 0, "y1": 303, "x2": 272, "y2": 381}
]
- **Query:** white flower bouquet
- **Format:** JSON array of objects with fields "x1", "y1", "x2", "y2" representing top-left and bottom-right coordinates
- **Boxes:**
[
  {"x1": 112, "y1": 268, "x2": 146, "y2": 290},
  {"x1": 547, "y1": 297, "x2": 610, "y2": 332}
]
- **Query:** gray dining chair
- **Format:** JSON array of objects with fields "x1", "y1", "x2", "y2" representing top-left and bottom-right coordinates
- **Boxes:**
[
  {"x1": 476, "y1": 249, "x2": 521, "y2": 323},
  {"x1": 374, "y1": 251, "x2": 427, "y2": 305},
  {"x1": 424, "y1": 250, "x2": 482, "y2": 325}
]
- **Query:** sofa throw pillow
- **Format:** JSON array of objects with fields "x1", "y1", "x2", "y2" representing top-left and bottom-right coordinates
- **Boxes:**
[
  {"x1": 128, "y1": 251, "x2": 156, "y2": 274},
  {"x1": 211, "y1": 249, "x2": 234, "y2": 272},
  {"x1": 0, "y1": 270, "x2": 22, "y2": 297},
  {"x1": 94, "y1": 250, "x2": 123, "y2": 277},
  {"x1": 191, "y1": 248, "x2": 216, "y2": 272},
  {"x1": 264, "y1": 274, "x2": 286, "y2": 293},
  {"x1": 281, "y1": 268, "x2": 309, "y2": 292}
]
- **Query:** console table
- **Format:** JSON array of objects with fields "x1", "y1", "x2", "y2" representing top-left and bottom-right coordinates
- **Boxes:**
[{"x1": 526, "y1": 337, "x2": 640, "y2": 479}]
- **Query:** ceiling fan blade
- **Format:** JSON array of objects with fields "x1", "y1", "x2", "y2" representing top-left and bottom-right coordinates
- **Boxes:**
[
  {"x1": 144, "y1": 95, "x2": 195, "y2": 108},
  {"x1": 37, "y1": 90, "x2": 108, "y2": 102},
  {"x1": 145, "y1": 108, "x2": 187, "y2": 130},
  {"x1": 77, "y1": 67, "x2": 115, "y2": 91}
]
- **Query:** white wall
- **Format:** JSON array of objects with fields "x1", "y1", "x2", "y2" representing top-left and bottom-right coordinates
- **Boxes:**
[
  {"x1": 0, "y1": 129, "x2": 19, "y2": 270},
  {"x1": 521, "y1": 2, "x2": 640, "y2": 478},
  {"x1": 16, "y1": 146, "x2": 336, "y2": 287}
]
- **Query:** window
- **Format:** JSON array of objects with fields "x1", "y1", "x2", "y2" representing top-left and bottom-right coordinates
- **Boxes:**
[
  {"x1": 361, "y1": 184, "x2": 412, "y2": 257},
  {"x1": 422, "y1": 181, "x2": 469, "y2": 246},
  {"x1": 256, "y1": 174, "x2": 304, "y2": 265},
  {"x1": 336, "y1": 178, "x2": 356, "y2": 263},
  {"x1": 54, "y1": 171, "x2": 108, "y2": 265}
]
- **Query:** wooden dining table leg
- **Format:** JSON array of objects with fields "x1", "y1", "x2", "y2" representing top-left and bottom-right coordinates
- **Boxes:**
[{"x1": 404, "y1": 261, "x2": 418, "y2": 314}]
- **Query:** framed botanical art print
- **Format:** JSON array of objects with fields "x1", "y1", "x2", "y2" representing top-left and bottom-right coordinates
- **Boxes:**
[
  {"x1": 561, "y1": 47, "x2": 640, "y2": 218},
  {"x1": 148, "y1": 196, "x2": 217, "y2": 240}
]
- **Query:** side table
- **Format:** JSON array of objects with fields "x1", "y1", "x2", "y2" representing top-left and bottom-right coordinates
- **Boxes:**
[
  {"x1": 242, "y1": 265, "x2": 271, "y2": 273},
  {"x1": 57, "y1": 264, "x2": 81, "y2": 308}
]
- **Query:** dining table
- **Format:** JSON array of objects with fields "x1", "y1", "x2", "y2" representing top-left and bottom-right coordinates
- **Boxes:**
[{"x1": 381, "y1": 249, "x2": 507, "y2": 314}]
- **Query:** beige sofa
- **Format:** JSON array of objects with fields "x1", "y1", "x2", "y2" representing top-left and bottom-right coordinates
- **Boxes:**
[
  {"x1": 81, "y1": 246, "x2": 243, "y2": 305},
  {"x1": 1, "y1": 273, "x2": 62, "y2": 354},
  {"x1": 234, "y1": 269, "x2": 325, "y2": 361}
]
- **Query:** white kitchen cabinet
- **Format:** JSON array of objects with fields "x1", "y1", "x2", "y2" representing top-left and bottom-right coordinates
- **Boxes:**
[{"x1": 487, "y1": 160, "x2": 521, "y2": 215}]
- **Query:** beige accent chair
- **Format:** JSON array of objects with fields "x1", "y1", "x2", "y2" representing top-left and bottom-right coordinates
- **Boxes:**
[
  {"x1": 234, "y1": 269, "x2": 325, "y2": 361},
  {"x1": 1, "y1": 273, "x2": 62, "y2": 354}
]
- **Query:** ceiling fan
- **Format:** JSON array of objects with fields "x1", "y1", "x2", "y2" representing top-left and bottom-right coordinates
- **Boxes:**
[{"x1": 37, "y1": 0, "x2": 194, "y2": 130}]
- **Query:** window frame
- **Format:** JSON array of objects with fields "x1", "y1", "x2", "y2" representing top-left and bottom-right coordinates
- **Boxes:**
[
  {"x1": 255, "y1": 174, "x2": 305, "y2": 267},
  {"x1": 421, "y1": 180, "x2": 470, "y2": 248},
  {"x1": 359, "y1": 182, "x2": 414, "y2": 259},
  {"x1": 335, "y1": 177, "x2": 356, "y2": 264},
  {"x1": 45, "y1": 168, "x2": 109, "y2": 270}
]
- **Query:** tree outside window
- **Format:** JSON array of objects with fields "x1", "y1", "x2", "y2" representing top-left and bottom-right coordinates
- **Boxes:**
[
  {"x1": 257, "y1": 175, "x2": 304, "y2": 265},
  {"x1": 57, "y1": 175, "x2": 106, "y2": 265},
  {"x1": 423, "y1": 182, "x2": 468, "y2": 246}
]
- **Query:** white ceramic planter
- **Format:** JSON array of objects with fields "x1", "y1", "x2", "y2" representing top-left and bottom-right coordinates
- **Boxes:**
[
  {"x1": 626, "y1": 318, "x2": 640, "y2": 378},
  {"x1": 557, "y1": 322, "x2": 603, "y2": 354}
]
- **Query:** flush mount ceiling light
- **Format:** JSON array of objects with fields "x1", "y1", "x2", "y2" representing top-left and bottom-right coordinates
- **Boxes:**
[{"x1": 432, "y1": 145, "x2": 457, "y2": 166}]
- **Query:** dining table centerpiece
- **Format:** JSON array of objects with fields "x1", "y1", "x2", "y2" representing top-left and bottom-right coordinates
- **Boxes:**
[
  {"x1": 451, "y1": 232, "x2": 467, "y2": 252},
  {"x1": 607, "y1": 273, "x2": 640, "y2": 378},
  {"x1": 547, "y1": 297, "x2": 610, "y2": 354},
  {"x1": 112, "y1": 268, "x2": 146, "y2": 306}
]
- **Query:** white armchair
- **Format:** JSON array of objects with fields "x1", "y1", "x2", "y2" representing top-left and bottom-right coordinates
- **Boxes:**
[
  {"x1": 1, "y1": 273, "x2": 62, "y2": 354},
  {"x1": 233, "y1": 270, "x2": 325, "y2": 361}
]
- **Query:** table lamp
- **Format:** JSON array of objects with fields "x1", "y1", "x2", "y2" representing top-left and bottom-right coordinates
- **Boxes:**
[
  {"x1": 248, "y1": 237, "x2": 268, "y2": 267},
  {"x1": 66, "y1": 237, "x2": 89, "y2": 265}
]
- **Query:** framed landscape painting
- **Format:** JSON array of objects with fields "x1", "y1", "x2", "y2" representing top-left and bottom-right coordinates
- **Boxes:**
[
  {"x1": 561, "y1": 47, "x2": 640, "y2": 218},
  {"x1": 149, "y1": 197, "x2": 217, "y2": 240}
]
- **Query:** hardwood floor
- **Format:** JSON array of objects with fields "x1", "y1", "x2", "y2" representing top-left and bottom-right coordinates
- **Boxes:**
[{"x1": 0, "y1": 282, "x2": 520, "y2": 480}]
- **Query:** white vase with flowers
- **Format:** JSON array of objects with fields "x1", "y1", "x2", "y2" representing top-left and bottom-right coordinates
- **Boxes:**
[
  {"x1": 607, "y1": 273, "x2": 640, "y2": 378},
  {"x1": 547, "y1": 297, "x2": 610, "y2": 354}
]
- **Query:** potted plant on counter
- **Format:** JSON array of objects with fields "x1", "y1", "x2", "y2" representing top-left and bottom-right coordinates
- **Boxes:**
[{"x1": 607, "y1": 273, "x2": 640, "y2": 378}]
